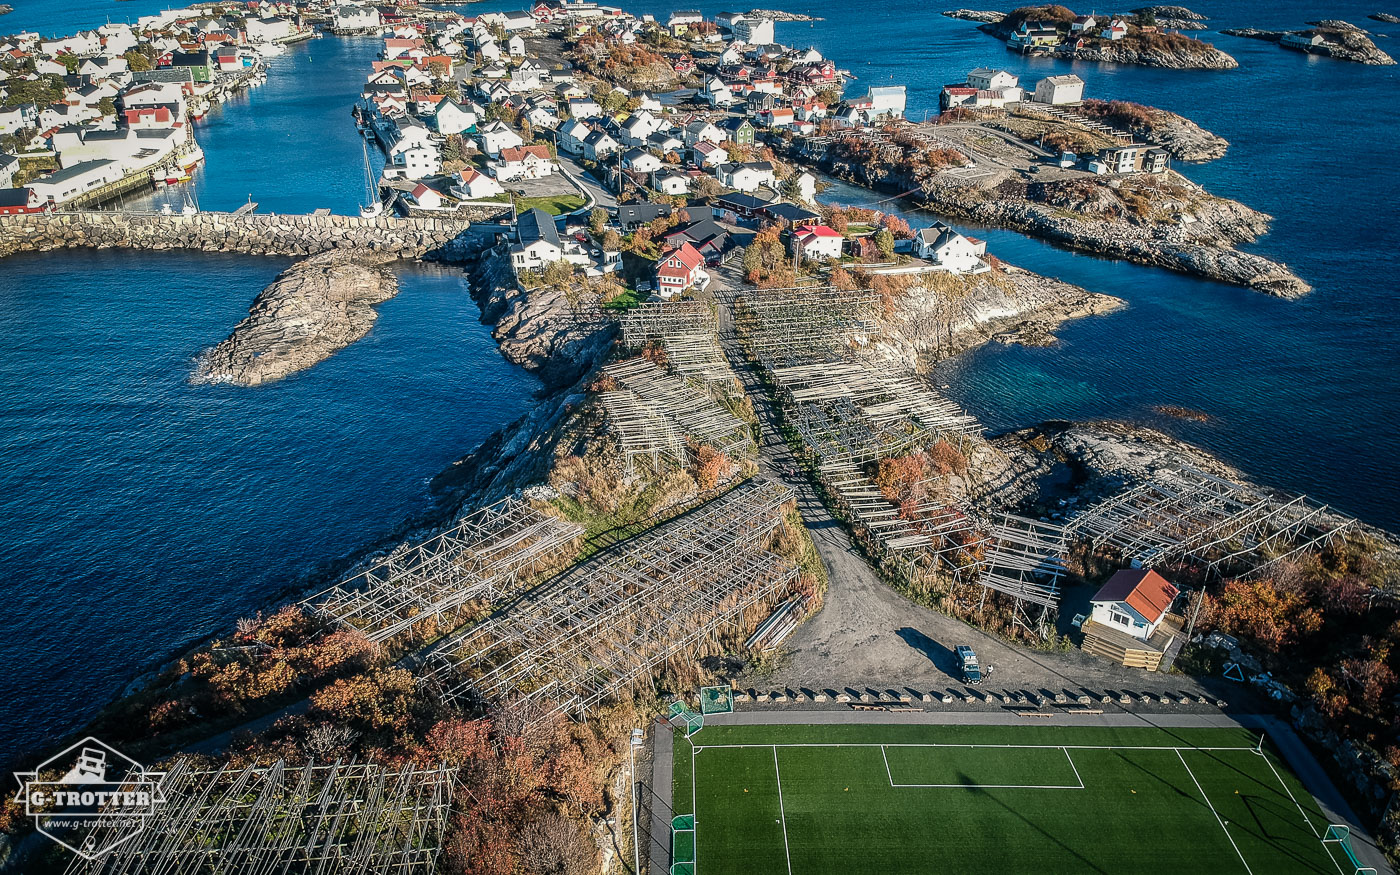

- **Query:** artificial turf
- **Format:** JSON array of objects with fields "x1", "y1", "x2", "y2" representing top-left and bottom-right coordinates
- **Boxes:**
[{"x1": 670, "y1": 723, "x2": 1346, "y2": 875}]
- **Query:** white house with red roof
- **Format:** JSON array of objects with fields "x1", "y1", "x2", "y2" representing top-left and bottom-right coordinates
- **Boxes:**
[
  {"x1": 407, "y1": 182, "x2": 444, "y2": 210},
  {"x1": 450, "y1": 167, "x2": 505, "y2": 200},
  {"x1": 1101, "y1": 19, "x2": 1129, "y2": 40},
  {"x1": 1088, "y1": 568, "x2": 1180, "y2": 641},
  {"x1": 490, "y1": 143, "x2": 556, "y2": 181},
  {"x1": 655, "y1": 242, "x2": 708, "y2": 298},
  {"x1": 790, "y1": 223, "x2": 843, "y2": 261}
]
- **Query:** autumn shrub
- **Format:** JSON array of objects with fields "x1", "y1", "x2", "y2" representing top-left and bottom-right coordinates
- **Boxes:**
[
  {"x1": 928, "y1": 439, "x2": 969, "y2": 476},
  {"x1": 1204, "y1": 577, "x2": 1322, "y2": 652},
  {"x1": 691, "y1": 445, "x2": 731, "y2": 492},
  {"x1": 309, "y1": 666, "x2": 419, "y2": 734}
]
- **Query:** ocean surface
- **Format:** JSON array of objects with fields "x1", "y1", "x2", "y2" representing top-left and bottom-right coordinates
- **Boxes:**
[{"x1": 1, "y1": 1, "x2": 1397, "y2": 760}]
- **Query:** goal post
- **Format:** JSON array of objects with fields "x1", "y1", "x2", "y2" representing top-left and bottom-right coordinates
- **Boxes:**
[
  {"x1": 668, "y1": 701, "x2": 704, "y2": 737},
  {"x1": 699, "y1": 685, "x2": 734, "y2": 715},
  {"x1": 1323, "y1": 823, "x2": 1377, "y2": 874},
  {"x1": 671, "y1": 814, "x2": 696, "y2": 875}
]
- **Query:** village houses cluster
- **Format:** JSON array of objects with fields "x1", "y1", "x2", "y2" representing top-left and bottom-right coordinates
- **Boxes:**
[
  {"x1": 0, "y1": 1, "x2": 333, "y2": 213},
  {"x1": 346, "y1": 0, "x2": 1010, "y2": 299},
  {"x1": 4, "y1": 0, "x2": 1177, "y2": 297}
]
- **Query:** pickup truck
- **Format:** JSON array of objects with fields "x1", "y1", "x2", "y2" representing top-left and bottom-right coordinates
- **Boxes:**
[{"x1": 955, "y1": 645, "x2": 983, "y2": 685}]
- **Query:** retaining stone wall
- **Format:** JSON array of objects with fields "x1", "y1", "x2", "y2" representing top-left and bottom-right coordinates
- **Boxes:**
[{"x1": 0, "y1": 211, "x2": 491, "y2": 261}]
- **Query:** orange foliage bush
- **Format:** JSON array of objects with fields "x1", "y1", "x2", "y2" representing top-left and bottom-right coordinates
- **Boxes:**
[{"x1": 1204, "y1": 577, "x2": 1322, "y2": 652}]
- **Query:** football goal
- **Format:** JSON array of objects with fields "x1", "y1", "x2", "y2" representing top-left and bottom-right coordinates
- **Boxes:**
[{"x1": 1323, "y1": 824, "x2": 1377, "y2": 874}]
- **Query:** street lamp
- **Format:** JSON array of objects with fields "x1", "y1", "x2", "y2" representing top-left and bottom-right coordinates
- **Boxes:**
[{"x1": 630, "y1": 727, "x2": 645, "y2": 874}]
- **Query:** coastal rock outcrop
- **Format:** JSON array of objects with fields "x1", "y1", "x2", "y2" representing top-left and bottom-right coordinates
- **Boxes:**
[
  {"x1": 469, "y1": 250, "x2": 615, "y2": 390},
  {"x1": 877, "y1": 264, "x2": 1125, "y2": 368},
  {"x1": 916, "y1": 174, "x2": 1310, "y2": 297},
  {"x1": 1077, "y1": 99, "x2": 1228, "y2": 161},
  {"x1": 746, "y1": 8, "x2": 822, "y2": 21},
  {"x1": 973, "y1": 7, "x2": 1238, "y2": 68},
  {"x1": 1222, "y1": 22, "x2": 1395, "y2": 64},
  {"x1": 942, "y1": 8, "x2": 1006, "y2": 23},
  {"x1": 1372, "y1": 12, "x2": 1400, "y2": 23},
  {"x1": 193, "y1": 251, "x2": 399, "y2": 387},
  {"x1": 1066, "y1": 41, "x2": 1238, "y2": 68},
  {"x1": 1132, "y1": 5, "x2": 1209, "y2": 29}
]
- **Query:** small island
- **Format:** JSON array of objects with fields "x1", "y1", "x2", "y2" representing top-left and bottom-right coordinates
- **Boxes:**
[
  {"x1": 963, "y1": 4, "x2": 1239, "y2": 69},
  {"x1": 193, "y1": 251, "x2": 399, "y2": 387},
  {"x1": 1371, "y1": 12, "x2": 1400, "y2": 23},
  {"x1": 745, "y1": 8, "x2": 823, "y2": 22},
  {"x1": 1222, "y1": 20, "x2": 1396, "y2": 65},
  {"x1": 1131, "y1": 5, "x2": 1209, "y2": 30}
]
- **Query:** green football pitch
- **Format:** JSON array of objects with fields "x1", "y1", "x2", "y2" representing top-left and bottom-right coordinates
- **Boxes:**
[{"x1": 670, "y1": 723, "x2": 1356, "y2": 875}]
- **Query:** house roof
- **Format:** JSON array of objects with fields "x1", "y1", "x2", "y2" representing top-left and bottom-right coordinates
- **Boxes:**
[
  {"x1": 659, "y1": 241, "x2": 704, "y2": 273},
  {"x1": 499, "y1": 143, "x2": 551, "y2": 162},
  {"x1": 617, "y1": 201, "x2": 670, "y2": 224},
  {"x1": 665, "y1": 218, "x2": 729, "y2": 251},
  {"x1": 715, "y1": 191, "x2": 767, "y2": 210},
  {"x1": 1091, "y1": 569, "x2": 1180, "y2": 624},
  {"x1": 793, "y1": 223, "x2": 841, "y2": 239},
  {"x1": 761, "y1": 202, "x2": 819, "y2": 223},
  {"x1": 0, "y1": 188, "x2": 32, "y2": 207},
  {"x1": 517, "y1": 207, "x2": 561, "y2": 247}
]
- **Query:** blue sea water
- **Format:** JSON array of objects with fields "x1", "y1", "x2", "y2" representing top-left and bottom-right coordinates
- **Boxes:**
[
  {"x1": 0, "y1": 0, "x2": 1397, "y2": 761},
  {"x1": 0, "y1": 252, "x2": 536, "y2": 761}
]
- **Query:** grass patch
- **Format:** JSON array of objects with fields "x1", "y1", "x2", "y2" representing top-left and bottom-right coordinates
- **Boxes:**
[
  {"x1": 513, "y1": 193, "x2": 587, "y2": 215},
  {"x1": 602, "y1": 287, "x2": 645, "y2": 311},
  {"x1": 673, "y1": 723, "x2": 1343, "y2": 875}
]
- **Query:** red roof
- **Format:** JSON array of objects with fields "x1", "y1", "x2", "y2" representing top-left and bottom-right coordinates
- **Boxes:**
[
  {"x1": 499, "y1": 144, "x2": 551, "y2": 163},
  {"x1": 793, "y1": 224, "x2": 841, "y2": 239},
  {"x1": 658, "y1": 242, "x2": 704, "y2": 276},
  {"x1": 1092, "y1": 569, "x2": 1179, "y2": 624}
]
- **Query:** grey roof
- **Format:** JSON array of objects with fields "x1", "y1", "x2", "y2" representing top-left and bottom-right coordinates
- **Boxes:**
[
  {"x1": 760, "y1": 201, "x2": 819, "y2": 223},
  {"x1": 33, "y1": 159, "x2": 118, "y2": 185},
  {"x1": 517, "y1": 207, "x2": 561, "y2": 247},
  {"x1": 617, "y1": 201, "x2": 670, "y2": 224}
]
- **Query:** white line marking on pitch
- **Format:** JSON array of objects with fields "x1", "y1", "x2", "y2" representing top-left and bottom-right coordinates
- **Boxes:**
[
  {"x1": 772, "y1": 746, "x2": 793, "y2": 875},
  {"x1": 878, "y1": 743, "x2": 1084, "y2": 789},
  {"x1": 692, "y1": 741, "x2": 698, "y2": 873},
  {"x1": 699, "y1": 742, "x2": 1260, "y2": 752},
  {"x1": 1252, "y1": 749, "x2": 1348, "y2": 875},
  {"x1": 1177, "y1": 749, "x2": 1253, "y2": 875},
  {"x1": 1062, "y1": 748, "x2": 1085, "y2": 790}
]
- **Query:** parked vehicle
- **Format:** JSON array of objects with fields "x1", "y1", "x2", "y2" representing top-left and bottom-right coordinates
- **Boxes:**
[{"x1": 955, "y1": 645, "x2": 983, "y2": 685}]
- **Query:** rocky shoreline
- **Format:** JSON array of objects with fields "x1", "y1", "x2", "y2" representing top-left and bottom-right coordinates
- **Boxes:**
[
  {"x1": 918, "y1": 178, "x2": 1309, "y2": 297},
  {"x1": 1131, "y1": 5, "x2": 1209, "y2": 30},
  {"x1": 192, "y1": 251, "x2": 399, "y2": 387},
  {"x1": 942, "y1": 8, "x2": 1005, "y2": 23},
  {"x1": 801, "y1": 144, "x2": 1308, "y2": 297},
  {"x1": 1077, "y1": 99, "x2": 1229, "y2": 162},
  {"x1": 880, "y1": 264, "x2": 1126, "y2": 368},
  {"x1": 1222, "y1": 21, "x2": 1396, "y2": 64},
  {"x1": 973, "y1": 14, "x2": 1238, "y2": 69},
  {"x1": 746, "y1": 8, "x2": 822, "y2": 21},
  {"x1": 468, "y1": 245, "x2": 616, "y2": 391}
]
